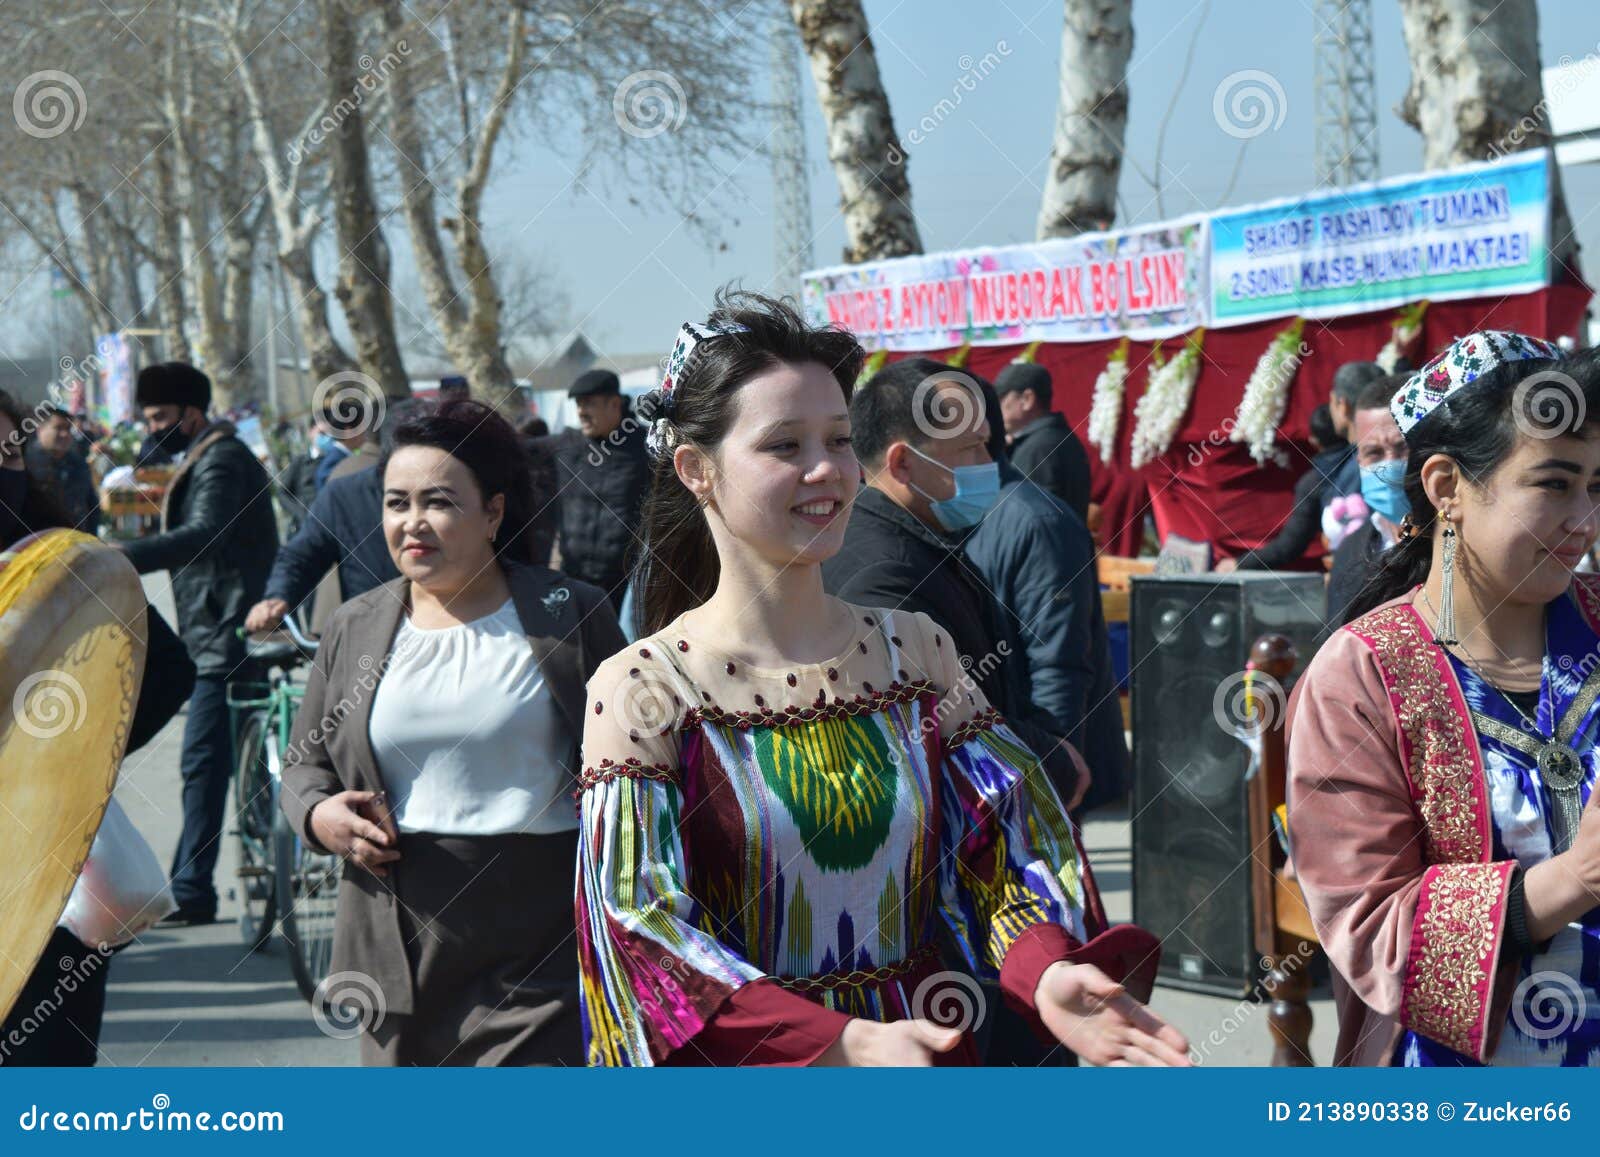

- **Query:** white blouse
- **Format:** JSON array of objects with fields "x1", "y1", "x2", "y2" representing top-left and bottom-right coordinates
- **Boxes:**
[{"x1": 367, "y1": 598, "x2": 575, "y2": 836}]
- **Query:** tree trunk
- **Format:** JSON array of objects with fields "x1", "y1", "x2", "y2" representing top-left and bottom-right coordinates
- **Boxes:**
[
  {"x1": 152, "y1": 141, "x2": 192, "y2": 362},
  {"x1": 381, "y1": 0, "x2": 520, "y2": 411},
  {"x1": 788, "y1": 0, "x2": 921, "y2": 262},
  {"x1": 1037, "y1": 0, "x2": 1132, "y2": 239},
  {"x1": 1397, "y1": 0, "x2": 1577, "y2": 273},
  {"x1": 220, "y1": 200, "x2": 262, "y2": 404},
  {"x1": 219, "y1": 3, "x2": 357, "y2": 389},
  {"x1": 324, "y1": 0, "x2": 410, "y2": 399},
  {"x1": 280, "y1": 241, "x2": 356, "y2": 383}
]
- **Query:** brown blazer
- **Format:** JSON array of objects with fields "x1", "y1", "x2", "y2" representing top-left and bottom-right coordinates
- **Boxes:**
[{"x1": 278, "y1": 560, "x2": 626, "y2": 1015}]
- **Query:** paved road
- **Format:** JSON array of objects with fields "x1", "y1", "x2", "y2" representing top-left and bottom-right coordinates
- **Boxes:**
[{"x1": 90, "y1": 574, "x2": 1336, "y2": 1067}]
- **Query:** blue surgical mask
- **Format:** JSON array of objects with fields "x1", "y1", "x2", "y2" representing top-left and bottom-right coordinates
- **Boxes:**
[
  {"x1": 314, "y1": 432, "x2": 338, "y2": 454},
  {"x1": 907, "y1": 446, "x2": 1001, "y2": 531},
  {"x1": 1359, "y1": 458, "x2": 1409, "y2": 524}
]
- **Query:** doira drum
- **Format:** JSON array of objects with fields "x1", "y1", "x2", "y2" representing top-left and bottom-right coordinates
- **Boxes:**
[{"x1": 0, "y1": 530, "x2": 146, "y2": 1021}]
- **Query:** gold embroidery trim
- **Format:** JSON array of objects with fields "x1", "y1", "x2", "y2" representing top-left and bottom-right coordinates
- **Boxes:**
[
  {"x1": 1402, "y1": 863, "x2": 1507, "y2": 1058},
  {"x1": 1346, "y1": 602, "x2": 1485, "y2": 864}
]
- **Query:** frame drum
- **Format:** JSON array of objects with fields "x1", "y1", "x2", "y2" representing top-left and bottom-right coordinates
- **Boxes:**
[{"x1": 0, "y1": 531, "x2": 147, "y2": 1022}]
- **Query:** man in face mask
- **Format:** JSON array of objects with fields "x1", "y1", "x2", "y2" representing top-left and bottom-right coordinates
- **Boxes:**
[
  {"x1": 118, "y1": 362, "x2": 280, "y2": 925},
  {"x1": 1326, "y1": 371, "x2": 1410, "y2": 628},
  {"x1": 821, "y1": 357, "x2": 1086, "y2": 808}
]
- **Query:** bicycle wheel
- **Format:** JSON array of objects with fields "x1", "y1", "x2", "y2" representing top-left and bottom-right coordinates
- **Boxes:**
[
  {"x1": 275, "y1": 809, "x2": 343, "y2": 1003},
  {"x1": 231, "y1": 711, "x2": 278, "y2": 950}
]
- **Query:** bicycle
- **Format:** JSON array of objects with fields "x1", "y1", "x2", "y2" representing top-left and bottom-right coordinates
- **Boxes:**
[{"x1": 227, "y1": 617, "x2": 342, "y2": 1002}]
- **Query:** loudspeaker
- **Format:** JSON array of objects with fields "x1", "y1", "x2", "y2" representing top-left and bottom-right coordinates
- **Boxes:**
[{"x1": 1129, "y1": 572, "x2": 1327, "y2": 997}]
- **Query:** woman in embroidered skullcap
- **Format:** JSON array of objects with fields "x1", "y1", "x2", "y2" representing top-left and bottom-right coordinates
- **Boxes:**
[
  {"x1": 1289, "y1": 332, "x2": 1600, "y2": 1066},
  {"x1": 574, "y1": 289, "x2": 1190, "y2": 1067},
  {"x1": 278, "y1": 400, "x2": 625, "y2": 1065}
]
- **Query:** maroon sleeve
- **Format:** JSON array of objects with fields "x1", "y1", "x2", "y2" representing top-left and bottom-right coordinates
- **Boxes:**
[
  {"x1": 664, "y1": 979, "x2": 852, "y2": 1067},
  {"x1": 999, "y1": 922, "x2": 1163, "y2": 1039}
]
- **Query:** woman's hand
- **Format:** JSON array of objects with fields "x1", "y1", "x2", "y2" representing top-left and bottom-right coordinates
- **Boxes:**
[
  {"x1": 1035, "y1": 961, "x2": 1192, "y2": 1066},
  {"x1": 811, "y1": 1018, "x2": 963, "y2": 1066},
  {"x1": 308, "y1": 790, "x2": 401, "y2": 877}
]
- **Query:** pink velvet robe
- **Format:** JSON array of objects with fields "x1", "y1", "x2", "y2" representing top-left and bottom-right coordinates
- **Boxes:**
[{"x1": 1284, "y1": 576, "x2": 1600, "y2": 1065}]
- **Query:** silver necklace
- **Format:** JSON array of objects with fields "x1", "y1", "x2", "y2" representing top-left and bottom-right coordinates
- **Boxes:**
[{"x1": 1419, "y1": 590, "x2": 1587, "y2": 852}]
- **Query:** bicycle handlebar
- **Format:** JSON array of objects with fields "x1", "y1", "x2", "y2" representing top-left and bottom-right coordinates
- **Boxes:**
[{"x1": 235, "y1": 613, "x2": 321, "y2": 665}]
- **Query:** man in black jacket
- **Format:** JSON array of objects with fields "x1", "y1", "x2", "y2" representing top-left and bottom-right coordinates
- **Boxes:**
[
  {"x1": 821, "y1": 358, "x2": 1086, "y2": 808},
  {"x1": 544, "y1": 369, "x2": 649, "y2": 609},
  {"x1": 118, "y1": 362, "x2": 279, "y2": 924},
  {"x1": 995, "y1": 361, "x2": 1092, "y2": 521}
]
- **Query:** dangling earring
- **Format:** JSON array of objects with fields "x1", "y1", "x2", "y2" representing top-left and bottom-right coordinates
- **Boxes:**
[{"x1": 1435, "y1": 509, "x2": 1459, "y2": 646}]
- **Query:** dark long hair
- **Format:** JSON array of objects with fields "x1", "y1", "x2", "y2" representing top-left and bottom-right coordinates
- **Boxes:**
[
  {"x1": 0, "y1": 389, "x2": 72, "y2": 549},
  {"x1": 385, "y1": 398, "x2": 537, "y2": 565},
  {"x1": 638, "y1": 289, "x2": 864, "y2": 634},
  {"x1": 1345, "y1": 348, "x2": 1600, "y2": 621}
]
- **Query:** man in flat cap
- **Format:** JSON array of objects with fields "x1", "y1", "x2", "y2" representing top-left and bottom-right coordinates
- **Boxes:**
[
  {"x1": 118, "y1": 361, "x2": 279, "y2": 925},
  {"x1": 542, "y1": 368, "x2": 649, "y2": 610},
  {"x1": 995, "y1": 360, "x2": 1091, "y2": 521}
]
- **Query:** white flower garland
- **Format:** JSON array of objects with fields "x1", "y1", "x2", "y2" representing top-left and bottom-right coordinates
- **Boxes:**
[
  {"x1": 1129, "y1": 330, "x2": 1204, "y2": 470},
  {"x1": 1086, "y1": 338, "x2": 1130, "y2": 463},
  {"x1": 1230, "y1": 318, "x2": 1305, "y2": 467},
  {"x1": 1377, "y1": 300, "x2": 1429, "y2": 372}
]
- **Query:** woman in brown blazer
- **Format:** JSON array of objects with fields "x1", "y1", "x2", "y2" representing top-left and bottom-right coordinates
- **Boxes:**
[{"x1": 280, "y1": 399, "x2": 625, "y2": 1066}]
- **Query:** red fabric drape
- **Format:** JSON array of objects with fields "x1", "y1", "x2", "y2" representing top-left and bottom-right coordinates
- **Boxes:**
[{"x1": 894, "y1": 281, "x2": 1590, "y2": 561}]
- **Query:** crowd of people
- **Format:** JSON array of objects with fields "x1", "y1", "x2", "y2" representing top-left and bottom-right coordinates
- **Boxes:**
[{"x1": 3, "y1": 288, "x2": 1599, "y2": 1069}]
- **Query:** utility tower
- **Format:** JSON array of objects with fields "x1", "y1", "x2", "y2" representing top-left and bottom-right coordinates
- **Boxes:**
[
  {"x1": 1313, "y1": 0, "x2": 1379, "y2": 187},
  {"x1": 770, "y1": 14, "x2": 813, "y2": 295}
]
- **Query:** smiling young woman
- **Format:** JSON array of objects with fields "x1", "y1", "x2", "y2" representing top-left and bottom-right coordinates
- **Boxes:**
[
  {"x1": 574, "y1": 290, "x2": 1189, "y2": 1068},
  {"x1": 1290, "y1": 334, "x2": 1600, "y2": 1066}
]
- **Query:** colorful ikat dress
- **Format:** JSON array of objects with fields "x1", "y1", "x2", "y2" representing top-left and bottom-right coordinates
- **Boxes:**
[{"x1": 575, "y1": 603, "x2": 1154, "y2": 1066}]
